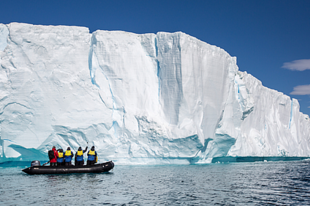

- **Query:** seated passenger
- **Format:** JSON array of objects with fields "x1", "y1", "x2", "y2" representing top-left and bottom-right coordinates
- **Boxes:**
[
  {"x1": 87, "y1": 146, "x2": 97, "y2": 166},
  {"x1": 57, "y1": 148, "x2": 65, "y2": 166},
  {"x1": 75, "y1": 146, "x2": 88, "y2": 166},
  {"x1": 64, "y1": 147, "x2": 74, "y2": 166}
]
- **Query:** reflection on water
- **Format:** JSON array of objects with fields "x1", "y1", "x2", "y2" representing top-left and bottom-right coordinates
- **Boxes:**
[{"x1": 0, "y1": 160, "x2": 309, "y2": 205}]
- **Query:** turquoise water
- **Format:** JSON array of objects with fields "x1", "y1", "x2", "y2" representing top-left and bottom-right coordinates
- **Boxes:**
[{"x1": 1, "y1": 160, "x2": 310, "y2": 205}]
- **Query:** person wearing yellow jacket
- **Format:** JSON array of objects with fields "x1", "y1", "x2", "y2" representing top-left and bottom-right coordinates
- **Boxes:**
[
  {"x1": 64, "y1": 147, "x2": 74, "y2": 166},
  {"x1": 75, "y1": 146, "x2": 88, "y2": 166},
  {"x1": 87, "y1": 146, "x2": 97, "y2": 165},
  {"x1": 57, "y1": 148, "x2": 65, "y2": 166}
]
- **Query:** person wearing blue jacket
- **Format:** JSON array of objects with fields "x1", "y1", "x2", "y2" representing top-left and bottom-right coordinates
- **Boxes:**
[
  {"x1": 64, "y1": 147, "x2": 74, "y2": 166},
  {"x1": 75, "y1": 146, "x2": 88, "y2": 166},
  {"x1": 57, "y1": 148, "x2": 65, "y2": 166},
  {"x1": 87, "y1": 146, "x2": 97, "y2": 165}
]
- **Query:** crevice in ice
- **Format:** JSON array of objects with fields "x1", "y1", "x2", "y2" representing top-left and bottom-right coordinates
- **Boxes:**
[
  {"x1": 98, "y1": 91, "x2": 112, "y2": 110},
  {"x1": 154, "y1": 36, "x2": 161, "y2": 102},
  {"x1": 234, "y1": 73, "x2": 254, "y2": 120},
  {"x1": 241, "y1": 107, "x2": 254, "y2": 120},
  {"x1": 88, "y1": 34, "x2": 100, "y2": 88},
  {"x1": 88, "y1": 33, "x2": 118, "y2": 114},
  {"x1": 200, "y1": 138, "x2": 214, "y2": 153},
  {"x1": 0, "y1": 102, "x2": 31, "y2": 116},
  {"x1": 112, "y1": 121, "x2": 121, "y2": 140},
  {"x1": 215, "y1": 110, "x2": 224, "y2": 129},
  {"x1": 190, "y1": 138, "x2": 214, "y2": 162},
  {"x1": 5, "y1": 25, "x2": 33, "y2": 67},
  {"x1": 289, "y1": 99, "x2": 293, "y2": 129},
  {"x1": 0, "y1": 96, "x2": 8, "y2": 104}
]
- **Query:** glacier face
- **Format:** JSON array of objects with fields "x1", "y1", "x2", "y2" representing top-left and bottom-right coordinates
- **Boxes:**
[{"x1": 0, "y1": 23, "x2": 309, "y2": 165}]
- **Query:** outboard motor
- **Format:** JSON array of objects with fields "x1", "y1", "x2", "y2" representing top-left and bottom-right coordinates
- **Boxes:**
[{"x1": 31, "y1": 160, "x2": 41, "y2": 167}]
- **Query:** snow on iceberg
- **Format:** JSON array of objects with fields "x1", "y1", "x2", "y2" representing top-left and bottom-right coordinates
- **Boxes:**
[{"x1": 0, "y1": 23, "x2": 309, "y2": 164}]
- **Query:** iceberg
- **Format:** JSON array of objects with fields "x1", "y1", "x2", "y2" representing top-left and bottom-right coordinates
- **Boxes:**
[{"x1": 0, "y1": 23, "x2": 309, "y2": 164}]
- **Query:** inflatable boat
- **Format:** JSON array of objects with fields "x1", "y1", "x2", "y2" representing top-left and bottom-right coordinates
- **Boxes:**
[{"x1": 22, "y1": 160, "x2": 114, "y2": 175}]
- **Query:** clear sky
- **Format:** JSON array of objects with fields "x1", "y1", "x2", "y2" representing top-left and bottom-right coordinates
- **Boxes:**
[{"x1": 1, "y1": 0, "x2": 310, "y2": 116}]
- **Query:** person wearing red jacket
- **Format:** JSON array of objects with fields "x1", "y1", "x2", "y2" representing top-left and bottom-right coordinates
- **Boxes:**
[{"x1": 49, "y1": 146, "x2": 58, "y2": 166}]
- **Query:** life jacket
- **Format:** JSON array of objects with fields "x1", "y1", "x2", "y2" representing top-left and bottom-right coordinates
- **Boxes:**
[
  {"x1": 57, "y1": 152, "x2": 64, "y2": 163},
  {"x1": 58, "y1": 152, "x2": 64, "y2": 158},
  {"x1": 88, "y1": 150, "x2": 96, "y2": 161},
  {"x1": 65, "y1": 150, "x2": 72, "y2": 156},
  {"x1": 76, "y1": 150, "x2": 84, "y2": 162},
  {"x1": 65, "y1": 150, "x2": 72, "y2": 162}
]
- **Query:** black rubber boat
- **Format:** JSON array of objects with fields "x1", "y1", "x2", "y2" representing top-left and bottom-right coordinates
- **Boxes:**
[{"x1": 22, "y1": 161, "x2": 114, "y2": 175}]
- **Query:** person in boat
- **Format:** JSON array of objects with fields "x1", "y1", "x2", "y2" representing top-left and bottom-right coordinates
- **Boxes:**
[
  {"x1": 75, "y1": 146, "x2": 88, "y2": 166},
  {"x1": 48, "y1": 146, "x2": 58, "y2": 166},
  {"x1": 64, "y1": 147, "x2": 74, "y2": 166},
  {"x1": 57, "y1": 148, "x2": 65, "y2": 166},
  {"x1": 87, "y1": 146, "x2": 97, "y2": 165}
]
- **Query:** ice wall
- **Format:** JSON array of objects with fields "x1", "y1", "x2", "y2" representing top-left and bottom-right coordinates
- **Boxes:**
[{"x1": 0, "y1": 23, "x2": 309, "y2": 164}]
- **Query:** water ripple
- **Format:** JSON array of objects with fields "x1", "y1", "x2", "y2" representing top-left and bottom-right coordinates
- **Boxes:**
[{"x1": 0, "y1": 160, "x2": 309, "y2": 205}]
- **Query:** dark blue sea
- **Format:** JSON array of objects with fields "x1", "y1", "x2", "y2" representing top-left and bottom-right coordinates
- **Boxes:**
[{"x1": 1, "y1": 160, "x2": 310, "y2": 205}]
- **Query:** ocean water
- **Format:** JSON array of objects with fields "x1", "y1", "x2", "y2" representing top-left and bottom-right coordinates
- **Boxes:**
[{"x1": 1, "y1": 160, "x2": 310, "y2": 205}]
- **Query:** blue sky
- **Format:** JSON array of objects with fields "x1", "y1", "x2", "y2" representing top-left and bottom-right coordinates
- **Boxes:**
[{"x1": 1, "y1": 0, "x2": 310, "y2": 116}]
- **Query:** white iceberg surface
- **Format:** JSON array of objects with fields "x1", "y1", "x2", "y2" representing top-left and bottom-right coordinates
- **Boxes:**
[{"x1": 0, "y1": 23, "x2": 309, "y2": 164}]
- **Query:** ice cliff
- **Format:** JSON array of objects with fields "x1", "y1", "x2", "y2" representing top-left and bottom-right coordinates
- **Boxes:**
[{"x1": 0, "y1": 23, "x2": 309, "y2": 164}]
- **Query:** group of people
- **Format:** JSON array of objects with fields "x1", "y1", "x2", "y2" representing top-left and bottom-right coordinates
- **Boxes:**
[{"x1": 49, "y1": 146, "x2": 98, "y2": 166}]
